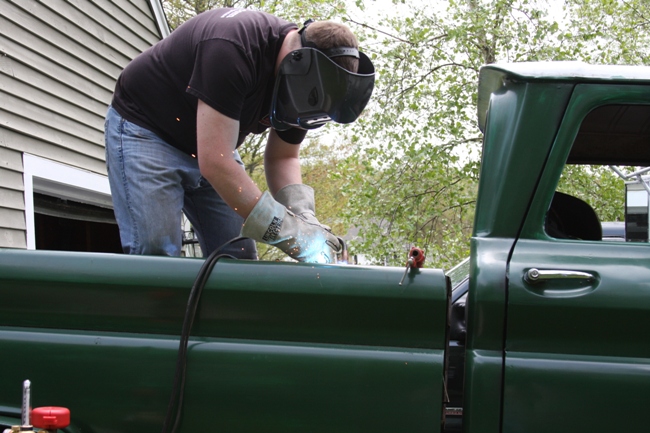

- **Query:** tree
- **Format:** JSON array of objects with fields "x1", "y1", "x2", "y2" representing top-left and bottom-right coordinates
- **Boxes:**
[
  {"x1": 563, "y1": 0, "x2": 650, "y2": 65},
  {"x1": 557, "y1": 165, "x2": 626, "y2": 223},
  {"x1": 162, "y1": 0, "x2": 348, "y2": 29},
  {"x1": 340, "y1": 0, "x2": 649, "y2": 268},
  {"x1": 340, "y1": 0, "x2": 558, "y2": 268},
  {"x1": 160, "y1": 0, "x2": 650, "y2": 266}
]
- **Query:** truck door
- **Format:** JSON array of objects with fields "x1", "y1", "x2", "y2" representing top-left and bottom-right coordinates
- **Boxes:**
[{"x1": 505, "y1": 86, "x2": 650, "y2": 432}]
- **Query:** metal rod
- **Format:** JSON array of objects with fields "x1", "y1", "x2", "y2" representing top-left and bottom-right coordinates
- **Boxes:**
[
  {"x1": 610, "y1": 165, "x2": 650, "y2": 179},
  {"x1": 399, "y1": 258, "x2": 414, "y2": 285},
  {"x1": 22, "y1": 380, "x2": 31, "y2": 427},
  {"x1": 636, "y1": 174, "x2": 650, "y2": 195},
  {"x1": 610, "y1": 165, "x2": 650, "y2": 197}
]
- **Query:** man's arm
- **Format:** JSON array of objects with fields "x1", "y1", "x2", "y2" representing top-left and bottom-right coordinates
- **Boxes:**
[
  {"x1": 264, "y1": 128, "x2": 302, "y2": 195},
  {"x1": 197, "y1": 100, "x2": 339, "y2": 262},
  {"x1": 196, "y1": 99, "x2": 261, "y2": 218}
]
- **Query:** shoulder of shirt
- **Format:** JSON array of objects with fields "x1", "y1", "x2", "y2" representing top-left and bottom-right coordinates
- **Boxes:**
[
  {"x1": 202, "y1": 7, "x2": 296, "y2": 27},
  {"x1": 191, "y1": 10, "x2": 297, "y2": 58}
]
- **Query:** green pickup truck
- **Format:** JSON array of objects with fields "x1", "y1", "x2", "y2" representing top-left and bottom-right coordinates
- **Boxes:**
[{"x1": 2, "y1": 62, "x2": 650, "y2": 433}]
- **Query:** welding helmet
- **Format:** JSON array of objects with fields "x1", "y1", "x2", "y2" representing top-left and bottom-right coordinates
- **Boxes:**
[{"x1": 269, "y1": 20, "x2": 375, "y2": 131}]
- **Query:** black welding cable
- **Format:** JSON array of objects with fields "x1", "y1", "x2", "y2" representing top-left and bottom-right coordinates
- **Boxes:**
[{"x1": 161, "y1": 236, "x2": 249, "y2": 433}]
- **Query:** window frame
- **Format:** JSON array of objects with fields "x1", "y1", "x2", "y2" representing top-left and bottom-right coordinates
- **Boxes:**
[{"x1": 22, "y1": 154, "x2": 112, "y2": 250}]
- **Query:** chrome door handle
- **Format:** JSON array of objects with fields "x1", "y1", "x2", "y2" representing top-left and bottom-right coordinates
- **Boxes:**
[{"x1": 525, "y1": 268, "x2": 595, "y2": 284}]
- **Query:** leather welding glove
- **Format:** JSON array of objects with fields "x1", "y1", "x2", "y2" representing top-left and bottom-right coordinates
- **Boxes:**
[
  {"x1": 274, "y1": 184, "x2": 328, "y2": 228},
  {"x1": 241, "y1": 192, "x2": 341, "y2": 263}
]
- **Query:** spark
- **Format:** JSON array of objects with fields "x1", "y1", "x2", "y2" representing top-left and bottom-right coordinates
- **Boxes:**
[{"x1": 299, "y1": 232, "x2": 333, "y2": 264}]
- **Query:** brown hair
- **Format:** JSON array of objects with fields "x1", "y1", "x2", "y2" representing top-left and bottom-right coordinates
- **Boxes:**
[{"x1": 303, "y1": 21, "x2": 359, "y2": 73}]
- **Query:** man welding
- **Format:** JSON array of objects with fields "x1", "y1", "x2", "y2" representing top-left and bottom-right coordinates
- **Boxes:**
[{"x1": 104, "y1": 8, "x2": 374, "y2": 263}]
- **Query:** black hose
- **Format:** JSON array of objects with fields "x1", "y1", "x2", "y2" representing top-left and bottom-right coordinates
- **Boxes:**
[{"x1": 161, "y1": 237, "x2": 248, "y2": 433}]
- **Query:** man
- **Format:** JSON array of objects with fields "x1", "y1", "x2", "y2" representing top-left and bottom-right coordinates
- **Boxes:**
[{"x1": 105, "y1": 8, "x2": 374, "y2": 263}]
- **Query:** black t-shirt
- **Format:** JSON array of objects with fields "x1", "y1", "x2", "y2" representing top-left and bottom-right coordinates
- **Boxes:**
[{"x1": 112, "y1": 8, "x2": 306, "y2": 155}]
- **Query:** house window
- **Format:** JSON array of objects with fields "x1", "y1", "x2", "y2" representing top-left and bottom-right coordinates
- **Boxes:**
[{"x1": 22, "y1": 154, "x2": 121, "y2": 253}]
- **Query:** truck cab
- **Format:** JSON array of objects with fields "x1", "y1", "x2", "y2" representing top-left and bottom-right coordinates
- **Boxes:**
[{"x1": 463, "y1": 62, "x2": 650, "y2": 433}]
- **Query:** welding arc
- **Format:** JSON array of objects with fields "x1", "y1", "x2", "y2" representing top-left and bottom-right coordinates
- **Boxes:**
[{"x1": 161, "y1": 237, "x2": 248, "y2": 433}]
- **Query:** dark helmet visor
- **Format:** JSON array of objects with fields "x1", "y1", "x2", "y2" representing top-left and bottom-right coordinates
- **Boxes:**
[{"x1": 270, "y1": 48, "x2": 375, "y2": 131}]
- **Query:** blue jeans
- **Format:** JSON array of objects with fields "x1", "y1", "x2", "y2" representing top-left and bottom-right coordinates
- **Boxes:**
[{"x1": 104, "y1": 105, "x2": 257, "y2": 259}]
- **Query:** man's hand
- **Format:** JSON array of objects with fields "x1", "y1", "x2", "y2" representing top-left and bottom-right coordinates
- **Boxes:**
[
  {"x1": 241, "y1": 192, "x2": 341, "y2": 263},
  {"x1": 274, "y1": 184, "x2": 330, "y2": 228}
]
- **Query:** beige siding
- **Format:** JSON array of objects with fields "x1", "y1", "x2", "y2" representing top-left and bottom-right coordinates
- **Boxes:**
[
  {"x1": 0, "y1": 147, "x2": 26, "y2": 248},
  {"x1": 0, "y1": 0, "x2": 164, "y2": 171},
  {"x1": 0, "y1": 0, "x2": 166, "y2": 248}
]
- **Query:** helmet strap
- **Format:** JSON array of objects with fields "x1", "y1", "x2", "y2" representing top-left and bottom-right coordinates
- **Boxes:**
[{"x1": 298, "y1": 19, "x2": 360, "y2": 59}]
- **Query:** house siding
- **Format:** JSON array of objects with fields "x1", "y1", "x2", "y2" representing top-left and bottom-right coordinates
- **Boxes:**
[
  {"x1": 0, "y1": 146, "x2": 26, "y2": 248},
  {"x1": 0, "y1": 0, "x2": 167, "y2": 248}
]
